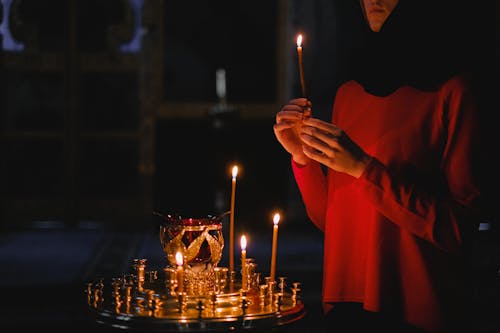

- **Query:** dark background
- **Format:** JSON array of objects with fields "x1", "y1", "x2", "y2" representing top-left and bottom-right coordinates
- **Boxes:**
[{"x1": 0, "y1": 0, "x2": 498, "y2": 332}]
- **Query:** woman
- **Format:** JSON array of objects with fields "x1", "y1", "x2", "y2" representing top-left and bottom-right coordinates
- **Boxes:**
[{"x1": 273, "y1": 1, "x2": 482, "y2": 332}]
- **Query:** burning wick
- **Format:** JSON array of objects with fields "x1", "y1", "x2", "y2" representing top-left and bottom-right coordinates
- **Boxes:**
[
  {"x1": 270, "y1": 213, "x2": 280, "y2": 281},
  {"x1": 296, "y1": 34, "x2": 307, "y2": 98},
  {"x1": 229, "y1": 165, "x2": 238, "y2": 273},
  {"x1": 175, "y1": 251, "x2": 184, "y2": 293},
  {"x1": 241, "y1": 235, "x2": 247, "y2": 290}
]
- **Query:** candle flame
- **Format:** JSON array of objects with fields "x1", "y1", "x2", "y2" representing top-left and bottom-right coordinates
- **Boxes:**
[
  {"x1": 240, "y1": 235, "x2": 247, "y2": 250},
  {"x1": 175, "y1": 251, "x2": 183, "y2": 266},
  {"x1": 296, "y1": 34, "x2": 303, "y2": 47},
  {"x1": 232, "y1": 165, "x2": 238, "y2": 179},
  {"x1": 273, "y1": 213, "x2": 280, "y2": 225}
]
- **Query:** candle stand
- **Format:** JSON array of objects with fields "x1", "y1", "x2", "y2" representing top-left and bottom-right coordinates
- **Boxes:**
[{"x1": 85, "y1": 214, "x2": 305, "y2": 332}]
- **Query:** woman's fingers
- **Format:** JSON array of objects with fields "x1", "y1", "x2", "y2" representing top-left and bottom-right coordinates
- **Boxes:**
[
  {"x1": 276, "y1": 110, "x2": 303, "y2": 122},
  {"x1": 287, "y1": 98, "x2": 310, "y2": 106},
  {"x1": 274, "y1": 120, "x2": 298, "y2": 132},
  {"x1": 302, "y1": 144, "x2": 322, "y2": 158},
  {"x1": 303, "y1": 117, "x2": 342, "y2": 136},
  {"x1": 300, "y1": 132, "x2": 339, "y2": 158},
  {"x1": 301, "y1": 126, "x2": 341, "y2": 150}
]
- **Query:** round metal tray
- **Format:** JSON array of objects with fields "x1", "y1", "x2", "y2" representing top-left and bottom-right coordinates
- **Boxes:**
[{"x1": 87, "y1": 280, "x2": 306, "y2": 332}]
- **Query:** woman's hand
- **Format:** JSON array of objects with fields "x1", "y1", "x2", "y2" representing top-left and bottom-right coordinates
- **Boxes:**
[
  {"x1": 273, "y1": 98, "x2": 312, "y2": 165},
  {"x1": 300, "y1": 117, "x2": 372, "y2": 178}
]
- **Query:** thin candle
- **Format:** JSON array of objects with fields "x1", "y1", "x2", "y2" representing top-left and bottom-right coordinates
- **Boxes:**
[
  {"x1": 229, "y1": 165, "x2": 238, "y2": 273},
  {"x1": 175, "y1": 251, "x2": 184, "y2": 293},
  {"x1": 296, "y1": 34, "x2": 307, "y2": 98},
  {"x1": 216, "y1": 68, "x2": 227, "y2": 102},
  {"x1": 240, "y1": 235, "x2": 247, "y2": 290},
  {"x1": 270, "y1": 213, "x2": 280, "y2": 281}
]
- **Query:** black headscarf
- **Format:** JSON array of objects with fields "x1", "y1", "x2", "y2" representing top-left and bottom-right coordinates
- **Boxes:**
[{"x1": 350, "y1": 0, "x2": 466, "y2": 96}]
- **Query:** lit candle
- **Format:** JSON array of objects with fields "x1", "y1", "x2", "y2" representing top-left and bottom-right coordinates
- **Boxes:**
[
  {"x1": 229, "y1": 165, "x2": 238, "y2": 273},
  {"x1": 175, "y1": 251, "x2": 184, "y2": 293},
  {"x1": 240, "y1": 235, "x2": 247, "y2": 290},
  {"x1": 296, "y1": 34, "x2": 307, "y2": 98},
  {"x1": 270, "y1": 213, "x2": 280, "y2": 281}
]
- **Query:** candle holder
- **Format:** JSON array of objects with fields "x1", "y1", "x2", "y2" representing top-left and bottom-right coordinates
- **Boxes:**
[
  {"x1": 85, "y1": 212, "x2": 305, "y2": 331},
  {"x1": 159, "y1": 213, "x2": 225, "y2": 296}
]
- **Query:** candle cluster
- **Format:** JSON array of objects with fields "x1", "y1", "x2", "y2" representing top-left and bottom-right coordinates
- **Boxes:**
[
  {"x1": 228, "y1": 164, "x2": 282, "y2": 284},
  {"x1": 86, "y1": 161, "x2": 305, "y2": 327}
]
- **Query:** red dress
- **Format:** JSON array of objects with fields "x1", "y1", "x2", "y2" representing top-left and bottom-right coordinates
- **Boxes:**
[{"x1": 292, "y1": 75, "x2": 481, "y2": 333}]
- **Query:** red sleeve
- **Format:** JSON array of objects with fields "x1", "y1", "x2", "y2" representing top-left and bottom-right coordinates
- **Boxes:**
[
  {"x1": 291, "y1": 160, "x2": 328, "y2": 232},
  {"x1": 357, "y1": 77, "x2": 481, "y2": 253}
]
